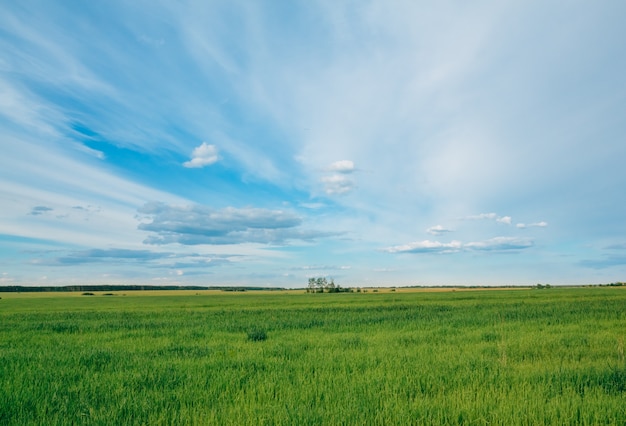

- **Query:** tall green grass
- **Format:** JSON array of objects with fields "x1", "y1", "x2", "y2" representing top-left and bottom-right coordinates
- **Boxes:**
[{"x1": 1, "y1": 288, "x2": 624, "y2": 424}]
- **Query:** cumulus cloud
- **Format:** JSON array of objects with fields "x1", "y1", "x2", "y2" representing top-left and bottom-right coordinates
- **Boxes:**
[
  {"x1": 183, "y1": 142, "x2": 219, "y2": 168},
  {"x1": 138, "y1": 202, "x2": 336, "y2": 245},
  {"x1": 426, "y1": 225, "x2": 454, "y2": 235},
  {"x1": 329, "y1": 160, "x2": 355, "y2": 173},
  {"x1": 321, "y1": 174, "x2": 356, "y2": 195}
]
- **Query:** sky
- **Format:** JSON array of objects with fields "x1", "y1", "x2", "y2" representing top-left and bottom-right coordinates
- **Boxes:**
[{"x1": 1, "y1": 1, "x2": 626, "y2": 288}]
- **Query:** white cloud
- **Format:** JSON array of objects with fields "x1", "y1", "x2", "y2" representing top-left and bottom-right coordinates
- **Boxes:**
[
  {"x1": 138, "y1": 202, "x2": 338, "y2": 245},
  {"x1": 516, "y1": 221, "x2": 548, "y2": 229},
  {"x1": 384, "y1": 240, "x2": 463, "y2": 254},
  {"x1": 321, "y1": 174, "x2": 356, "y2": 195},
  {"x1": 317, "y1": 160, "x2": 357, "y2": 195},
  {"x1": 299, "y1": 202, "x2": 326, "y2": 210},
  {"x1": 466, "y1": 213, "x2": 498, "y2": 220},
  {"x1": 385, "y1": 236, "x2": 533, "y2": 254},
  {"x1": 183, "y1": 142, "x2": 219, "y2": 168},
  {"x1": 426, "y1": 225, "x2": 454, "y2": 235},
  {"x1": 294, "y1": 265, "x2": 350, "y2": 271},
  {"x1": 466, "y1": 213, "x2": 512, "y2": 225},
  {"x1": 0, "y1": 73, "x2": 65, "y2": 137},
  {"x1": 329, "y1": 160, "x2": 355, "y2": 173},
  {"x1": 497, "y1": 216, "x2": 512, "y2": 225},
  {"x1": 465, "y1": 237, "x2": 533, "y2": 251}
]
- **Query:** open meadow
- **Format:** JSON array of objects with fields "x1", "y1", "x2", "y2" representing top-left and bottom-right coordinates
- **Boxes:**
[{"x1": 1, "y1": 287, "x2": 625, "y2": 425}]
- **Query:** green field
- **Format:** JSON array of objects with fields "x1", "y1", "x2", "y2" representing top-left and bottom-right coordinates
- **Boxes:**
[{"x1": 1, "y1": 287, "x2": 625, "y2": 425}]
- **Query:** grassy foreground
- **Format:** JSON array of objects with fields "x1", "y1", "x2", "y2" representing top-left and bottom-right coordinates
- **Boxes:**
[{"x1": 1, "y1": 287, "x2": 625, "y2": 425}]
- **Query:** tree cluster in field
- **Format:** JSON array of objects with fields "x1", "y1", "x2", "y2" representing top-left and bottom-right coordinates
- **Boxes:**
[
  {"x1": 534, "y1": 283, "x2": 552, "y2": 289},
  {"x1": 306, "y1": 277, "x2": 350, "y2": 293}
]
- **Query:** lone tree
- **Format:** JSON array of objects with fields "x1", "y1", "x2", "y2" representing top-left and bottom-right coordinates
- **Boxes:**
[{"x1": 316, "y1": 277, "x2": 327, "y2": 292}]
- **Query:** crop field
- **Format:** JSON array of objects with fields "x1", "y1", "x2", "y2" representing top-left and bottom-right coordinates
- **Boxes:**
[{"x1": 1, "y1": 287, "x2": 625, "y2": 425}]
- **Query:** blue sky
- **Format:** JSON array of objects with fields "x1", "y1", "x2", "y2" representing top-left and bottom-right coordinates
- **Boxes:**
[{"x1": 1, "y1": 1, "x2": 625, "y2": 287}]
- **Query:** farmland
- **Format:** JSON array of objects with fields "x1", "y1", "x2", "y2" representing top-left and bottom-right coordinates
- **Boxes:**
[{"x1": 1, "y1": 287, "x2": 625, "y2": 425}]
